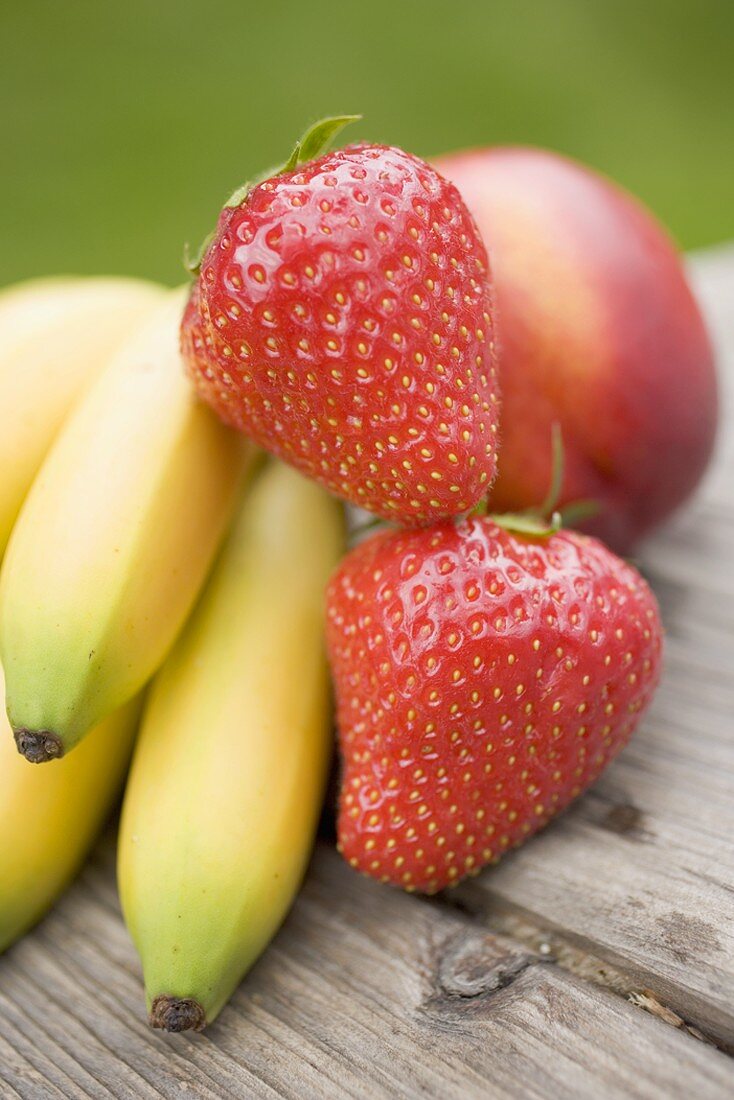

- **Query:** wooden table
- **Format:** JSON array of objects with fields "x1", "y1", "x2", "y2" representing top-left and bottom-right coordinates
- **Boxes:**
[{"x1": 1, "y1": 248, "x2": 733, "y2": 1099}]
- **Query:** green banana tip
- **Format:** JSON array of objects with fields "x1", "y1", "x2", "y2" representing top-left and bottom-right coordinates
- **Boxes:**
[
  {"x1": 149, "y1": 995, "x2": 207, "y2": 1033},
  {"x1": 14, "y1": 728, "x2": 64, "y2": 764}
]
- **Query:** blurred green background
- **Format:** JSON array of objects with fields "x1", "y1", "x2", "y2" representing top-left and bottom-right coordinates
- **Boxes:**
[{"x1": 1, "y1": 0, "x2": 732, "y2": 287}]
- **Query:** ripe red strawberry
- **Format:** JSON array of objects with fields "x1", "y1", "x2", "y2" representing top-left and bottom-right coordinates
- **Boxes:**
[
  {"x1": 181, "y1": 117, "x2": 499, "y2": 524},
  {"x1": 326, "y1": 518, "x2": 662, "y2": 893}
]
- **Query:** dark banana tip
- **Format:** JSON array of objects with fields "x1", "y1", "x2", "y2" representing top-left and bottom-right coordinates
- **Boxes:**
[
  {"x1": 14, "y1": 728, "x2": 63, "y2": 764},
  {"x1": 149, "y1": 995, "x2": 207, "y2": 1033}
]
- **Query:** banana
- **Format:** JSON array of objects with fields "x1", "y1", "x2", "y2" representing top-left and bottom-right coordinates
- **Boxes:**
[
  {"x1": 0, "y1": 276, "x2": 164, "y2": 556},
  {"x1": 118, "y1": 462, "x2": 344, "y2": 1032},
  {"x1": 0, "y1": 660, "x2": 140, "y2": 953},
  {"x1": 0, "y1": 288, "x2": 254, "y2": 762}
]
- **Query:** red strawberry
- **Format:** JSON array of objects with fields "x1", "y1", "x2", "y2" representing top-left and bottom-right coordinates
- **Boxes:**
[
  {"x1": 181, "y1": 117, "x2": 500, "y2": 524},
  {"x1": 326, "y1": 518, "x2": 662, "y2": 893}
]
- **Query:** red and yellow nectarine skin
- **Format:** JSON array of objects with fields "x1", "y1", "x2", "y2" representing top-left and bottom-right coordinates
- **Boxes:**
[{"x1": 436, "y1": 147, "x2": 718, "y2": 552}]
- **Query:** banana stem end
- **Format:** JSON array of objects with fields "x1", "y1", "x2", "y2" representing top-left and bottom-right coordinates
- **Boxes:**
[
  {"x1": 149, "y1": 995, "x2": 207, "y2": 1033},
  {"x1": 14, "y1": 728, "x2": 63, "y2": 764}
]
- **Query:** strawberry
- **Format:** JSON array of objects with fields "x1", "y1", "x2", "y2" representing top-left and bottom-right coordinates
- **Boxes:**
[
  {"x1": 181, "y1": 117, "x2": 500, "y2": 524},
  {"x1": 326, "y1": 517, "x2": 662, "y2": 893}
]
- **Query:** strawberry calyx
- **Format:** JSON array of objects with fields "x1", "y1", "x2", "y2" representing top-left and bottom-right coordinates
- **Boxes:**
[
  {"x1": 477, "y1": 423, "x2": 598, "y2": 538},
  {"x1": 485, "y1": 508, "x2": 563, "y2": 537},
  {"x1": 223, "y1": 115, "x2": 362, "y2": 209},
  {"x1": 351, "y1": 425, "x2": 598, "y2": 542},
  {"x1": 185, "y1": 115, "x2": 361, "y2": 276}
]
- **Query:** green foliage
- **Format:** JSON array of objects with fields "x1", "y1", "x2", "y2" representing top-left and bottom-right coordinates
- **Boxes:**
[{"x1": 1, "y1": 0, "x2": 731, "y2": 286}]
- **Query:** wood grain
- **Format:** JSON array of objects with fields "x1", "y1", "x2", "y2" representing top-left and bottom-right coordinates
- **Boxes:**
[
  {"x1": 1, "y1": 247, "x2": 733, "y2": 1097},
  {"x1": 1, "y1": 842, "x2": 732, "y2": 1099}
]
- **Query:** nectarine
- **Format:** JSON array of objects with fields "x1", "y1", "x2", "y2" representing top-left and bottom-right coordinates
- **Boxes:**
[{"x1": 436, "y1": 147, "x2": 718, "y2": 551}]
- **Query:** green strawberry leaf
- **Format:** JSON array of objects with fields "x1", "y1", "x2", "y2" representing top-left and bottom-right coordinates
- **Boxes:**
[
  {"x1": 186, "y1": 114, "x2": 362, "y2": 275},
  {"x1": 183, "y1": 231, "x2": 216, "y2": 277},
  {"x1": 489, "y1": 510, "x2": 563, "y2": 538},
  {"x1": 292, "y1": 115, "x2": 362, "y2": 167},
  {"x1": 223, "y1": 114, "x2": 361, "y2": 210}
]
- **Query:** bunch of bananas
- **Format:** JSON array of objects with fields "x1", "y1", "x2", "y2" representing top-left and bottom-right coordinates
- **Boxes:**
[{"x1": 0, "y1": 278, "x2": 344, "y2": 1030}]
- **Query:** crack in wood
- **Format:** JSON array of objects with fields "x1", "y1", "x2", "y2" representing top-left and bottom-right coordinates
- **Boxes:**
[{"x1": 422, "y1": 890, "x2": 733, "y2": 1057}]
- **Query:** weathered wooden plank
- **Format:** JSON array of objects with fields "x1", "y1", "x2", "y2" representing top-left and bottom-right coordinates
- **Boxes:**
[
  {"x1": 1, "y1": 840, "x2": 732, "y2": 1100},
  {"x1": 451, "y1": 246, "x2": 734, "y2": 1047}
]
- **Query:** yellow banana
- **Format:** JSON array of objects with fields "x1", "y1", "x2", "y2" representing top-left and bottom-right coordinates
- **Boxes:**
[
  {"x1": 0, "y1": 661, "x2": 140, "y2": 953},
  {"x1": 0, "y1": 276, "x2": 164, "y2": 556},
  {"x1": 118, "y1": 462, "x2": 344, "y2": 1032},
  {"x1": 0, "y1": 288, "x2": 254, "y2": 762}
]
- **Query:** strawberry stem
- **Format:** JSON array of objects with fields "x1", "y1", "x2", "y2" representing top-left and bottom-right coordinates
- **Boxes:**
[
  {"x1": 488, "y1": 423, "x2": 598, "y2": 539},
  {"x1": 538, "y1": 421, "x2": 564, "y2": 517}
]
